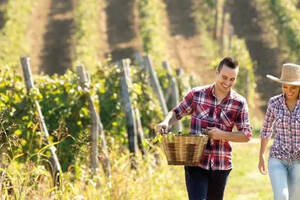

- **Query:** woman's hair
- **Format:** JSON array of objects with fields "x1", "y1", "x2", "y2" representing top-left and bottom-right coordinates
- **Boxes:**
[{"x1": 217, "y1": 57, "x2": 239, "y2": 72}]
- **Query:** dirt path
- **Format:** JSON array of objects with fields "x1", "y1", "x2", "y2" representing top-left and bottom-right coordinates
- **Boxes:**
[
  {"x1": 226, "y1": 0, "x2": 281, "y2": 108},
  {"x1": 34, "y1": 0, "x2": 74, "y2": 74},
  {"x1": 0, "y1": 0, "x2": 7, "y2": 7},
  {"x1": 28, "y1": 0, "x2": 52, "y2": 74},
  {"x1": 163, "y1": 0, "x2": 215, "y2": 84},
  {"x1": 26, "y1": 0, "x2": 212, "y2": 77},
  {"x1": 105, "y1": 0, "x2": 142, "y2": 62},
  {"x1": 164, "y1": 0, "x2": 196, "y2": 38},
  {"x1": 0, "y1": 0, "x2": 7, "y2": 30}
]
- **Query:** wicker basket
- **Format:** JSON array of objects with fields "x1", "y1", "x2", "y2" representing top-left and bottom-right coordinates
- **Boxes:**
[{"x1": 162, "y1": 134, "x2": 209, "y2": 166}]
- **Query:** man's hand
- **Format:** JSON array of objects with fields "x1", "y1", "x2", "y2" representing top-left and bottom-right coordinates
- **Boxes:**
[
  {"x1": 156, "y1": 111, "x2": 177, "y2": 134},
  {"x1": 206, "y1": 127, "x2": 250, "y2": 142},
  {"x1": 207, "y1": 127, "x2": 225, "y2": 140},
  {"x1": 156, "y1": 121, "x2": 169, "y2": 134}
]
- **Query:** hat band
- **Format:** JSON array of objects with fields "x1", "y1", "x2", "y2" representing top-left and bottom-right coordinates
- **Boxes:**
[{"x1": 280, "y1": 78, "x2": 300, "y2": 82}]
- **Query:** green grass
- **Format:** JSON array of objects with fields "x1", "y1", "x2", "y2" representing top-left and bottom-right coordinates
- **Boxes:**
[
  {"x1": 73, "y1": 0, "x2": 102, "y2": 72},
  {"x1": 0, "y1": 0, "x2": 38, "y2": 67},
  {"x1": 224, "y1": 139, "x2": 272, "y2": 200},
  {"x1": 162, "y1": 138, "x2": 273, "y2": 200}
]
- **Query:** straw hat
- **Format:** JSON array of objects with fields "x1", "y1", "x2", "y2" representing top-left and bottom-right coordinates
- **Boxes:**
[{"x1": 266, "y1": 63, "x2": 300, "y2": 86}]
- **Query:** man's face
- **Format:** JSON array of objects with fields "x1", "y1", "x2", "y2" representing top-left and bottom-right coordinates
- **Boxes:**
[{"x1": 215, "y1": 65, "x2": 238, "y2": 94}]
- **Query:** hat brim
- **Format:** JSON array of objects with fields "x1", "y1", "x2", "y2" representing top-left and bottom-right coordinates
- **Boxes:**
[{"x1": 266, "y1": 75, "x2": 300, "y2": 86}]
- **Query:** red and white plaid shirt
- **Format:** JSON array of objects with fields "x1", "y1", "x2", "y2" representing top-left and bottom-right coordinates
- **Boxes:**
[
  {"x1": 173, "y1": 84, "x2": 252, "y2": 170},
  {"x1": 261, "y1": 94, "x2": 300, "y2": 160}
]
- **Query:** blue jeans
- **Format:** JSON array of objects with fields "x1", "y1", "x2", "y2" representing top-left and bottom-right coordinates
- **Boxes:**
[
  {"x1": 184, "y1": 166, "x2": 231, "y2": 200},
  {"x1": 268, "y1": 157, "x2": 300, "y2": 200}
]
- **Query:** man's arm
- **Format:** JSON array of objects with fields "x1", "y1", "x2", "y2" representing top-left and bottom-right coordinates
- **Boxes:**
[
  {"x1": 156, "y1": 88, "x2": 195, "y2": 134},
  {"x1": 214, "y1": 97, "x2": 251, "y2": 142},
  {"x1": 156, "y1": 111, "x2": 178, "y2": 134},
  {"x1": 207, "y1": 127, "x2": 250, "y2": 142}
]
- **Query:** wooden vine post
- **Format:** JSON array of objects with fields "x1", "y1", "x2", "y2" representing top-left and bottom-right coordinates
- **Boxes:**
[
  {"x1": 162, "y1": 61, "x2": 182, "y2": 132},
  {"x1": 76, "y1": 65, "x2": 111, "y2": 178},
  {"x1": 143, "y1": 55, "x2": 168, "y2": 116},
  {"x1": 134, "y1": 107, "x2": 146, "y2": 156},
  {"x1": 118, "y1": 59, "x2": 138, "y2": 166},
  {"x1": 20, "y1": 57, "x2": 62, "y2": 187}
]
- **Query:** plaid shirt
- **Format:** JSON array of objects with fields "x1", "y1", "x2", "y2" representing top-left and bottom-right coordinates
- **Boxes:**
[
  {"x1": 261, "y1": 94, "x2": 300, "y2": 160},
  {"x1": 173, "y1": 84, "x2": 251, "y2": 170}
]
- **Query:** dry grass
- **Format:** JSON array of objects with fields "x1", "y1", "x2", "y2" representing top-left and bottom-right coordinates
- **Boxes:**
[{"x1": 0, "y1": 139, "x2": 273, "y2": 199}]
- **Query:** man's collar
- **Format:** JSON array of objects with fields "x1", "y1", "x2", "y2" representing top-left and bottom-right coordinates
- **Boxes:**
[{"x1": 210, "y1": 83, "x2": 232, "y2": 100}]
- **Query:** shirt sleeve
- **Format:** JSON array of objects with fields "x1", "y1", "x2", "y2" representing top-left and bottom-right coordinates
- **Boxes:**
[
  {"x1": 235, "y1": 100, "x2": 252, "y2": 139},
  {"x1": 260, "y1": 99, "x2": 275, "y2": 139},
  {"x1": 172, "y1": 89, "x2": 195, "y2": 120}
]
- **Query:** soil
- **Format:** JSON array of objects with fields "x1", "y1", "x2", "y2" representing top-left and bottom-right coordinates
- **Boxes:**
[
  {"x1": 105, "y1": 0, "x2": 142, "y2": 62},
  {"x1": 164, "y1": 0, "x2": 196, "y2": 38},
  {"x1": 226, "y1": 0, "x2": 281, "y2": 109},
  {"x1": 40, "y1": 0, "x2": 75, "y2": 75},
  {"x1": 0, "y1": 0, "x2": 7, "y2": 30},
  {"x1": 163, "y1": 0, "x2": 216, "y2": 84},
  {"x1": 28, "y1": 0, "x2": 75, "y2": 75},
  {"x1": 27, "y1": 0, "x2": 52, "y2": 74},
  {"x1": 26, "y1": 0, "x2": 214, "y2": 80},
  {"x1": 24, "y1": 0, "x2": 281, "y2": 115}
]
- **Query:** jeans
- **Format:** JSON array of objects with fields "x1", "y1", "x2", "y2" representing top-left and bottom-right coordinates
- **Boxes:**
[
  {"x1": 268, "y1": 157, "x2": 300, "y2": 200},
  {"x1": 184, "y1": 166, "x2": 231, "y2": 200}
]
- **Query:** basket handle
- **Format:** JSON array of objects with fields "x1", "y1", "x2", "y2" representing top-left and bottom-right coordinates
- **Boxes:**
[{"x1": 201, "y1": 128, "x2": 208, "y2": 135}]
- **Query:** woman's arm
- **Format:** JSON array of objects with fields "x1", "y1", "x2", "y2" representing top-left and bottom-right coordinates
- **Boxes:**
[
  {"x1": 258, "y1": 98, "x2": 276, "y2": 175},
  {"x1": 258, "y1": 138, "x2": 269, "y2": 175}
]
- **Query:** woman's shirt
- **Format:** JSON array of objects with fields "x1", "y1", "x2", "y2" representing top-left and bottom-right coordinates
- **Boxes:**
[{"x1": 261, "y1": 94, "x2": 300, "y2": 160}]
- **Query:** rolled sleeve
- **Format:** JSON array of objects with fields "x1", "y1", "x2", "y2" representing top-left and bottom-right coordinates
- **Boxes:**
[
  {"x1": 260, "y1": 100, "x2": 274, "y2": 139},
  {"x1": 235, "y1": 101, "x2": 252, "y2": 139},
  {"x1": 173, "y1": 89, "x2": 195, "y2": 120}
]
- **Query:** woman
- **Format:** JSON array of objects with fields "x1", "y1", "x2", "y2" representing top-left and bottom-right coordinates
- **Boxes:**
[{"x1": 259, "y1": 63, "x2": 300, "y2": 200}]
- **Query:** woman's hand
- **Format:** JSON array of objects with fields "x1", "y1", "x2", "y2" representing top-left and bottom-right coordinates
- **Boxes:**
[{"x1": 258, "y1": 155, "x2": 268, "y2": 175}]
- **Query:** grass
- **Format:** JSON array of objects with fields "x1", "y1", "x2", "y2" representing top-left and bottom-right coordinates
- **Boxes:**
[
  {"x1": 224, "y1": 139, "x2": 272, "y2": 200},
  {"x1": 0, "y1": 137, "x2": 273, "y2": 199},
  {"x1": 161, "y1": 138, "x2": 273, "y2": 200},
  {"x1": 0, "y1": 0, "x2": 38, "y2": 67},
  {"x1": 73, "y1": 0, "x2": 102, "y2": 72}
]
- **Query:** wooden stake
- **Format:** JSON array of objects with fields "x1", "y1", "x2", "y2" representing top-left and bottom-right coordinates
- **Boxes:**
[
  {"x1": 163, "y1": 61, "x2": 182, "y2": 132},
  {"x1": 119, "y1": 59, "x2": 138, "y2": 167},
  {"x1": 76, "y1": 65, "x2": 111, "y2": 179},
  {"x1": 20, "y1": 57, "x2": 62, "y2": 187},
  {"x1": 143, "y1": 55, "x2": 168, "y2": 116}
]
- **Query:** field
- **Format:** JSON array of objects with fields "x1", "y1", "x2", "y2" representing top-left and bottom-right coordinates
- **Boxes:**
[
  {"x1": 2, "y1": 0, "x2": 298, "y2": 198},
  {"x1": 0, "y1": 137, "x2": 273, "y2": 199},
  {"x1": 160, "y1": 138, "x2": 273, "y2": 200},
  {"x1": 225, "y1": 139, "x2": 272, "y2": 200}
]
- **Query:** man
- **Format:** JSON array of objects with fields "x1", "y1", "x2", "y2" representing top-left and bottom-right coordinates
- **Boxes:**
[{"x1": 157, "y1": 57, "x2": 252, "y2": 200}]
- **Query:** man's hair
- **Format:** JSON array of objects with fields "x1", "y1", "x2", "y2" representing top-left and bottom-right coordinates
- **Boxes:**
[{"x1": 217, "y1": 57, "x2": 239, "y2": 72}]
